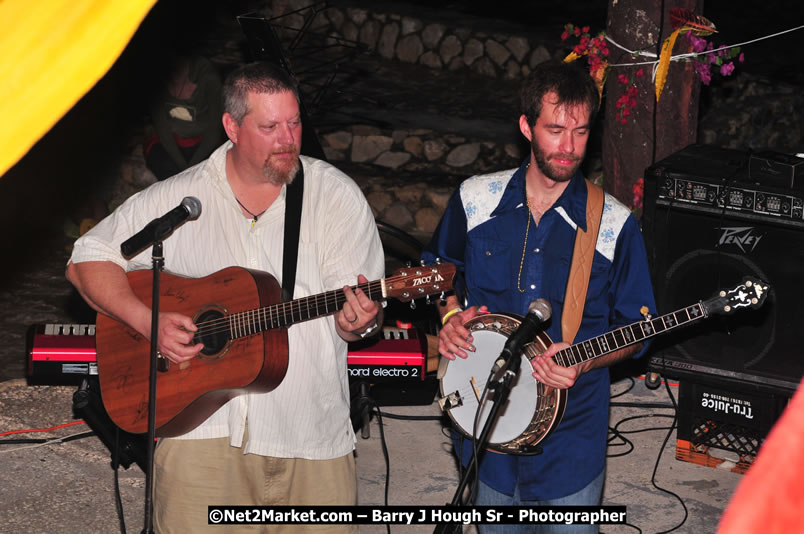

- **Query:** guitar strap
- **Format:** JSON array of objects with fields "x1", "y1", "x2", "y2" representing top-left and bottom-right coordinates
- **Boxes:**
[
  {"x1": 281, "y1": 163, "x2": 304, "y2": 302},
  {"x1": 561, "y1": 179, "x2": 604, "y2": 344}
]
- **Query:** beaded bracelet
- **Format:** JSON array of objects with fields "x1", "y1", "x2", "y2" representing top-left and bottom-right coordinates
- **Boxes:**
[{"x1": 441, "y1": 307, "x2": 463, "y2": 326}]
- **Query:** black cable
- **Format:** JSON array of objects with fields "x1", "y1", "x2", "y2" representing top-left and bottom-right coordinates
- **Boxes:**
[
  {"x1": 610, "y1": 401, "x2": 674, "y2": 409},
  {"x1": 650, "y1": 379, "x2": 688, "y2": 534},
  {"x1": 371, "y1": 401, "x2": 392, "y2": 534},
  {"x1": 113, "y1": 426, "x2": 127, "y2": 534},
  {"x1": 372, "y1": 411, "x2": 442, "y2": 422},
  {"x1": 0, "y1": 430, "x2": 96, "y2": 445}
]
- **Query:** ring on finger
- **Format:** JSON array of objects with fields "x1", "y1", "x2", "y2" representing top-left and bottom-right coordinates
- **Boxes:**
[{"x1": 348, "y1": 315, "x2": 358, "y2": 323}]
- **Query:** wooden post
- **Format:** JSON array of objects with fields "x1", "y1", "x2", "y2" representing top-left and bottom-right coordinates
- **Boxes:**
[{"x1": 602, "y1": 0, "x2": 702, "y2": 214}]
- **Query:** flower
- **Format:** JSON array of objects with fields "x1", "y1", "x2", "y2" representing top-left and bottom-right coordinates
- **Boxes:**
[
  {"x1": 561, "y1": 23, "x2": 610, "y2": 96},
  {"x1": 684, "y1": 33, "x2": 743, "y2": 86},
  {"x1": 631, "y1": 178, "x2": 644, "y2": 218}
]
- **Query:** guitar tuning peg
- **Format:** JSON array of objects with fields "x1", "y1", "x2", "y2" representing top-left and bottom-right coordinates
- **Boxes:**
[
  {"x1": 439, "y1": 292, "x2": 446, "y2": 304},
  {"x1": 425, "y1": 295, "x2": 431, "y2": 305},
  {"x1": 405, "y1": 261, "x2": 412, "y2": 268},
  {"x1": 409, "y1": 300, "x2": 417, "y2": 310},
  {"x1": 435, "y1": 257, "x2": 442, "y2": 264},
  {"x1": 420, "y1": 259, "x2": 426, "y2": 266}
]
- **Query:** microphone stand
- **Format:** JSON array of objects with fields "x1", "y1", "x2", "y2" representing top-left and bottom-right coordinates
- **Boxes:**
[
  {"x1": 433, "y1": 352, "x2": 522, "y2": 534},
  {"x1": 141, "y1": 241, "x2": 164, "y2": 534}
]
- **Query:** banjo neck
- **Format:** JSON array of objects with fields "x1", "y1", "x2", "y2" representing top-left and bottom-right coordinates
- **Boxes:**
[{"x1": 549, "y1": 303, "x2": 709, "y2": 368}]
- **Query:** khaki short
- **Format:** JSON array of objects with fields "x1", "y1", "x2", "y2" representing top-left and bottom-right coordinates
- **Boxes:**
[{"x1": 153, "y1": 433, "x2": 357, "y2": 533}]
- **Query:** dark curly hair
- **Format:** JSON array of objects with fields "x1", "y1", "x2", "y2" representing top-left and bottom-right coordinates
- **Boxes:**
[{"x1": 520, "y1": 61, "x2": 599, "y2": 127}]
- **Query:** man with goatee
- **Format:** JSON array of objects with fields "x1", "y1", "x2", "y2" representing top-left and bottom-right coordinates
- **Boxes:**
[{"x1": 67, "y1": 62, "x2": 383, "y2": 533}]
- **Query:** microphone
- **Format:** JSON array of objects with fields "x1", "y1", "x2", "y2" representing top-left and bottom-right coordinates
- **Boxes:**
[
  {"x1": 120, "y1": 196, "x2": 202, "y2": 257},
  {"x1": 494, "y1": 298, "x2": 552, "y2": 373}
]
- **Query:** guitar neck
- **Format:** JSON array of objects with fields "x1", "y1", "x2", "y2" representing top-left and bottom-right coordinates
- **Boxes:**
[
  {"x1": 552, "y1": 302, "x2": 708, "y2": 368},
  {"x1": 227, "y1": 280, "x2": 386, "y2": 339}
]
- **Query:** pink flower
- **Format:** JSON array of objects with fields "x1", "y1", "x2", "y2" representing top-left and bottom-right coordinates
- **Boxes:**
[
  {"x1": 561, "y1": 31, "x2": 569, "y2": 41},
  {"x1": 699, "y1": 67, "x2": 712, "y2": 85},
  {"x1": 582, "y1": 26, "x2": 590, "y2": 34},
  {"x1": 574, "y1": 27, "x2": 581, "y2": 36},
  {"x1": 720, "y1": 62, "x2": 735, "y2": 76},
  {"x1": 739, "y1": 53, "x2": 745, "y2": 62},
  {"x1": 618, "y1": 73, "x2": 629, "y2": 84},
  {"x1": 636, "y1": 68, "x2": 644, "y2": 77},
  {"x1": 687, "y1": 33, "x2": 707, "y2": 53}
]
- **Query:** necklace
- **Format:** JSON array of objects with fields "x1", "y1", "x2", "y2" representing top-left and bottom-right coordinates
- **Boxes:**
[
  {"x1": 516, "y1": 196, "x2": 532, "y2": 293},
  {"x1": 235, "y1": 196, "x2": 267, "y2": 228}
]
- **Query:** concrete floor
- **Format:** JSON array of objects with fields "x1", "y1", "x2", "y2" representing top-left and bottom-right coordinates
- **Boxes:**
[{"x1": 0, "y1": 372, "x2": 746, "y2": 533}]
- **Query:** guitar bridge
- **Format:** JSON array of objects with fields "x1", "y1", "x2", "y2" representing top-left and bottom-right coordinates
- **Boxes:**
[{"x1": 437, "y1": 390, "x2": 463, "y2": 411}]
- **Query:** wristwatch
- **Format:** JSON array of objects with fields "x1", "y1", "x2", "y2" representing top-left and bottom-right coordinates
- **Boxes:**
[{"x1": 357, "y1": 321, "x2": 379, "y2": 339}]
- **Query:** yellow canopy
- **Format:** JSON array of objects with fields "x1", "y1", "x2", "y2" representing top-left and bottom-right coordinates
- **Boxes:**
[{"x1": 0, "y1": 0, "x2": 157, "y2": 177}]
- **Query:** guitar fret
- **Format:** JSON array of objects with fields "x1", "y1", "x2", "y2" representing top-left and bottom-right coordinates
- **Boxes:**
[
  {"x1": 639, "y1": 320, "x2": 653, "y2": 337},
  {"x1": 570, "y1": 344, "x2": 582, "y2": 365},
  {"x1": 630, "y1": 324, "x2": 645, "y2": 341},
  {"x1": 599, "y1": 335, "x2": 610, "y2": 355},
  {"x1": 604, "y1": 332, "x2": 618, "y2": 351},
  {"x1": 612, "y1": 329, "x2": 626, "y2": 347},
  {"x1": 582, "y1": 340, "x2": 594, "y2": 361},
  {"x1": 234, "y1": 312, "x2": 242, "y2": 338},
  {"x1": 555, "y1": 349, "x2": 568, "y2": 367},
  {"x1": 590, "y1": 338, "x2": 600, "y2": 359}
]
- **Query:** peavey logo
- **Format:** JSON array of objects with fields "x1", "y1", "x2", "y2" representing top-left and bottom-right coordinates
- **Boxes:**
[
  {"x1": 717, "y1": 226, "x2": 764, "y2": 253},
  {"x1": 413, "y1": 273, "x2": 445, "y2": 286}
]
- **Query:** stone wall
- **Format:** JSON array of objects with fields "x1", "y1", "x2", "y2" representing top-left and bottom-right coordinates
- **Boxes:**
[
  {"x1": 320, "y1": 125, "x2": 522, "y2": 177},
  {"x1": 699, "y1": 74, "x2": 804, "y2": 153},
  {"x1": 270, "y1": 0, "x2": 555, "y2": 81}
]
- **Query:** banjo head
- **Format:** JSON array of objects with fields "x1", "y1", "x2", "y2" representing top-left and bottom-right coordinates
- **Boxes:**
[{"x1": 439, "y1": 313, "x2": 552, "y2": 449}]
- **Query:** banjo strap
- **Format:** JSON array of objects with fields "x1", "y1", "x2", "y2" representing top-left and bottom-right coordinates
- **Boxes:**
[{"x1": 561, "y1": 179, "x2": 604, "y2": 344}]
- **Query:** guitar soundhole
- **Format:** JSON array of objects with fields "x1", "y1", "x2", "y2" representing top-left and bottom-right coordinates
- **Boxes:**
[{"x1": 194, "y1": 308, "x2": 230, "y2": 358}]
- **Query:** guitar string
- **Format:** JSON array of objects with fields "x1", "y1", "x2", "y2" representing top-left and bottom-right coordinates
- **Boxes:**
[
  {"x1": 447, "y1": 316, "x2": 676, "y2": 403},
  {"x1": 188, "y1": 267, "x2": 457, "y2": 337},
  {"x1": 187, "y1": 277, "x2": 399, "y2": 338},
  {"x1": 193, "y1": 281, "x2": 383, "y2": 337}
]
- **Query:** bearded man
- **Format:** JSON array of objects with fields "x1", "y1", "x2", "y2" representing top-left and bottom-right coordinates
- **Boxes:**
[
  {"x1": 423, "y1": 61, "x2": 655, "y2": 533},
  {"x1": 67, "y1": 62, "x2": 384, "y2": 533}
]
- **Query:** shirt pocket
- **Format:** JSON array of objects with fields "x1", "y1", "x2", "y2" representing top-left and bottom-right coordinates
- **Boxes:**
[{"x1": 465, "y1": 238, "x2": 512, "y2": 296}]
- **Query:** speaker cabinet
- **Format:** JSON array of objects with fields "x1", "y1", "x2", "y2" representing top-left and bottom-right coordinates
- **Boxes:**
[{"x1": 643, "y1": 145, "x2": 804, "y2": 396}]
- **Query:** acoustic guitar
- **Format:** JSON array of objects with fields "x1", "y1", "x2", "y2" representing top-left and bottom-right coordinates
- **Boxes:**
[{"x1": 96, "y1": 263, "x2": 455, "y2": 436}]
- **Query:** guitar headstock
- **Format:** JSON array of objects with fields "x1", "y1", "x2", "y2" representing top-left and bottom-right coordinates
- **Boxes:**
[
  {"x1": 385, "y1": 263, "x2": 457, "y2": 302},
  {"x1": 701, "y1": 276, "x2": 770, "y2": 316}
]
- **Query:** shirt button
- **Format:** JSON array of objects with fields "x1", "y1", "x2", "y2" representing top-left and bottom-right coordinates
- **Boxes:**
[
  {"x1": 534, "y1": 248, "x2": 540, "y2": 253},
  {"x1": 486, "y1": 251, "x2": 492, "y2": 256},
  {"x1": 530, "y1": 284, "x2": 536, "y2": 290}
]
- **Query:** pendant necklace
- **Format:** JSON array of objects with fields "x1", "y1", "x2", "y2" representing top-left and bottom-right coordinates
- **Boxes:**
[
  {"x1": 235, "y1": 197, "x2": 267, "y2": 228},
  {"x1": 516, "y1": 195, "x2": 533, "y2": 293}
]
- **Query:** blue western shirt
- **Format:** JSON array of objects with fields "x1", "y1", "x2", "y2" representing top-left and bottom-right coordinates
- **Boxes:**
[{"x1": 423, "y1": 160, "x2": 656, "y2": 500}]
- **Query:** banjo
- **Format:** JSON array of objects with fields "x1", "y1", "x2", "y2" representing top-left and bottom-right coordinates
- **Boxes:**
[{"x1": 437, "y1": 277, "x2": 770, "y2": 455}]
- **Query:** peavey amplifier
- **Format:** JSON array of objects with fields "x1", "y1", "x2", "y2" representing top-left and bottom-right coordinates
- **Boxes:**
[{"x1": 643, "y1": 144, "x2": 804, "y2": 396}]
